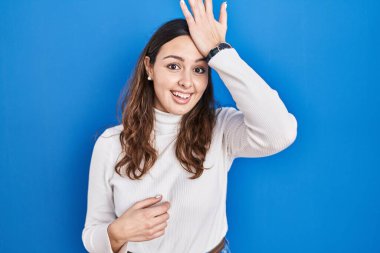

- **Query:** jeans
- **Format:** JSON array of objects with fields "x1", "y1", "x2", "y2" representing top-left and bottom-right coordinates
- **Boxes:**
[
  {"x1": 206, "y1": 237, "x2": 231, "y2": 253},
  {"x1": 126, "y1": 238, "x2": 232, "y2": 253}
]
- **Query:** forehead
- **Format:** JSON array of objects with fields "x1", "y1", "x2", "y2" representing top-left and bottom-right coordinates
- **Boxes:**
[{"x1": 157, "y1": 35, "x2": 203, "y2": 60}]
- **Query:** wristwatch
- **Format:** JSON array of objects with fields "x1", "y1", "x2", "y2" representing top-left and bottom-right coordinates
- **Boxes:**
[{"x1": 206, "y1": 42, "x2": 232, "y2": 63}]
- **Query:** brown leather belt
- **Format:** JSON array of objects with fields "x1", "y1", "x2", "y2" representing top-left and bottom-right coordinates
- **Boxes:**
[{"x1": 126, "y1": 236, "x2": 225, "y2": 253}]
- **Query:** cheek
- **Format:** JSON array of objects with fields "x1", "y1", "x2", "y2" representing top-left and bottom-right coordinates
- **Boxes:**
[
  {"x1": 153, "y1": 74, "x2": 172, "y2": 90},
  {"x1": 196, "y1": 79, "x2": 209, "y2": 94},
  {"x1": 154, "y1": 84, "x2": 170, "y2": 100}
]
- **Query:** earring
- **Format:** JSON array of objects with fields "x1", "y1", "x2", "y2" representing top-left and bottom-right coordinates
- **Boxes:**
[{"x1": 147, "y1": 76, "x2": 152, "y2": 80}]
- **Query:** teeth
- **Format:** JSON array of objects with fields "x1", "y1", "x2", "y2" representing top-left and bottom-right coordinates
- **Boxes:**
[{"x1": 172, "y1": 91, "x2": 191, "y2": 99}]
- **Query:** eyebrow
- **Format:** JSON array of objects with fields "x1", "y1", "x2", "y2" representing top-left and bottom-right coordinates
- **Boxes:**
[{"x1": 162, "y1": 55, "x2": 206, "y2": 63}]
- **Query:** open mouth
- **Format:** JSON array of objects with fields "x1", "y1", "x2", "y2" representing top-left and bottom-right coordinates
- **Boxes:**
[{"x1": 170, "y1": 90, "x2": 193, "y2": 104}]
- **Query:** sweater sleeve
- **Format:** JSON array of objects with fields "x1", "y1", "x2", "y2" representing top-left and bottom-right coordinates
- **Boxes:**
[
  {"x1": 208, "y1": 48, "x2": 298, "y2": 159},
  {"x1": 82, "y1": 130, "x2": 118, "y2": 253}
]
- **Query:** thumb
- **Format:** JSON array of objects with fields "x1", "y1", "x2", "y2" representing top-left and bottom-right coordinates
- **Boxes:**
[
  {"x1": 219, "y1": 2, "x2": 227, "y2": 28},
  {"x1": 133, "y1": 194, "x2": 162, "y2": 209}
]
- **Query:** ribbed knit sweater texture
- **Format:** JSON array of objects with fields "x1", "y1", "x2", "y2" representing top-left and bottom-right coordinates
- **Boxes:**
[{"x1": 82, "y1": 48, "x2": 298, "y2": 253}]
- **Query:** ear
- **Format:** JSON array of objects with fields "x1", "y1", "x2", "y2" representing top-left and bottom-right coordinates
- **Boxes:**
[{"x1": 144, "y1": 56, "x2": 154, "y2": 79}]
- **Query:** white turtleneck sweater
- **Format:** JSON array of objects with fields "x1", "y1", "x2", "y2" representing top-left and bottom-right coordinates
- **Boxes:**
[{"x1": 82, "y1": 48, "x2": 298, "y2": 253}]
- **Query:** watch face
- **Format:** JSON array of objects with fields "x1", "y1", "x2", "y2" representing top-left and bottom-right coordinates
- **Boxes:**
[
  {"x1": 206, "y1": 43, "x2": 232, "y2": 62},
  {"x1": 218, "y1": 43, "x2": 232, "y2": 50}
]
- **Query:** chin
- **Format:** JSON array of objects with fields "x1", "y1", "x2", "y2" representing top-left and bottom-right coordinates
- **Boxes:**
[{"x1": 168, "y1": 104, "x2": 195, "y2": 115}]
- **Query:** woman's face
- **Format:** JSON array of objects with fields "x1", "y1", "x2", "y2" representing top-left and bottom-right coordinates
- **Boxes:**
[{"x1": 144, "y1": 35, "x2": 209, "y2": 115}]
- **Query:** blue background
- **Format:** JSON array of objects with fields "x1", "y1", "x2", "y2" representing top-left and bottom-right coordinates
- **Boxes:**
[{"x1": 1, "y1": 0, "x2": 379, "y2": 252}]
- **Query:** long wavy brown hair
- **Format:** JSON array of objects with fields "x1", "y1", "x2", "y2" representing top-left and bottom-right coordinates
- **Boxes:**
[{"x1": 115, "y1": 18, "x2": 221, "y2": 180}]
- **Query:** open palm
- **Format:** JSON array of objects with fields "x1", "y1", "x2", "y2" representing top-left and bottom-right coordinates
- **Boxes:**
[{"x1": 180, "y1": 0, "x2": 228, "y2": 57}]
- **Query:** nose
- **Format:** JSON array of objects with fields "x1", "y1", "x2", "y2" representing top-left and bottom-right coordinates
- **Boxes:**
[{"x1": 178, "y1": 70, "x2": 193, "y2": 88}]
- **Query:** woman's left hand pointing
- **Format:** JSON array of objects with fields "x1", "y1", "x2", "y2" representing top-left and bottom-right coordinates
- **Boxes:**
[{"x1": 179, "y1": 0, "x2": 228, "y2": 57}]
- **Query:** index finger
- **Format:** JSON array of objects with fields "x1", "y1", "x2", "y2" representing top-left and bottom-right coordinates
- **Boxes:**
[{"x1": 147, "y1": 201, "x2": 171, "y2": 217}]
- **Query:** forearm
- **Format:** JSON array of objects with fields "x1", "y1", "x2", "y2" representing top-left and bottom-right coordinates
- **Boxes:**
[{"x1": 210, "y1": 48, "x2": 297, "y2": 145}]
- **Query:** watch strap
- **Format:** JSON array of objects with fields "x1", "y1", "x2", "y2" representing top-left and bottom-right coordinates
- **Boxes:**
[{"x1": 206, "y1": 42, "x2": 232, "y2": 63}]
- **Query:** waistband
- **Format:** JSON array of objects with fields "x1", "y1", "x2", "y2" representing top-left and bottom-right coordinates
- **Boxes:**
[{"x1": 126, "y1": 236, "x2": 226, "y2": 253}]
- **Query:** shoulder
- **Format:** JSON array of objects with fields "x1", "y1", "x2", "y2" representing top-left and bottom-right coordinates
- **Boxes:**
[
  {"x1": 100, "y1": 124, "x2": 123, "y2": 138},
  {"x1": 93, "y1": 124, "x2": 123, "y2": 151}
]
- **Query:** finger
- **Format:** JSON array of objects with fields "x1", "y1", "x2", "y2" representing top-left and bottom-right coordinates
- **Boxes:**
[
  {"x1": 180, "y1": 0, "x2": 195, "y2": 24},
  {"x1": 204, "y1": 0, "x2": 214, "y2": 19},
  {"x1": 133, "y1": 195, "x2": 162, "y2": 209},
  {"x1": 219, "y1": 1, "x2": 227, "y2": 27},
  {"x1": 147, "y1": 201, "x2": 170, "y2": 217},
  {"x1": 152, "y1": 212, "x2": 170, "y2": 225},
  {"x1": 148, "y1": 229, "x2": 165, "y2": 239},
  {"x1": 150, "y1": 221, "x2": 168, "y2": 233},
  {"x1": 189, "y1": 0, "x2": 201, "y2": 22},
  {"x1": 196, "y1": 0, "x2": 206, "y2": 17}
]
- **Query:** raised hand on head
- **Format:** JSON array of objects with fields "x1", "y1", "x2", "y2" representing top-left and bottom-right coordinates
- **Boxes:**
[{"x1": 179, "y1": 0, "x2": 228, "y2": 57}]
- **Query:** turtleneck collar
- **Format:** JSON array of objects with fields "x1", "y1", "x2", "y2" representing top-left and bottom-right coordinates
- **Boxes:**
[{"x1": 153, "y1": 107, "x2": 183, "y2": 135}]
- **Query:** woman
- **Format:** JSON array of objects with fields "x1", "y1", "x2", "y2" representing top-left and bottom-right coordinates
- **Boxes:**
[{"x1": 82, "y1": 0, "x2": 297, "y2": 252}]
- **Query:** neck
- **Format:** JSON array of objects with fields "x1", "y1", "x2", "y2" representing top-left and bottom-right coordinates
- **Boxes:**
[{"x1": 153, "y1": 107, "x2": 183, "y2": 135}]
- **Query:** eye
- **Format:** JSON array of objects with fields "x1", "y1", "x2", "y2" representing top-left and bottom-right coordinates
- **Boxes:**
[
  {"x1": 167, "y1": 63, "x2": 180, "y2": 70},
  {"x1": 195, "y1": 67, "x2": 207, "y2": 74},
  {"x1": 166, "y1": 63, "x2": 207, "y2": 74}
]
